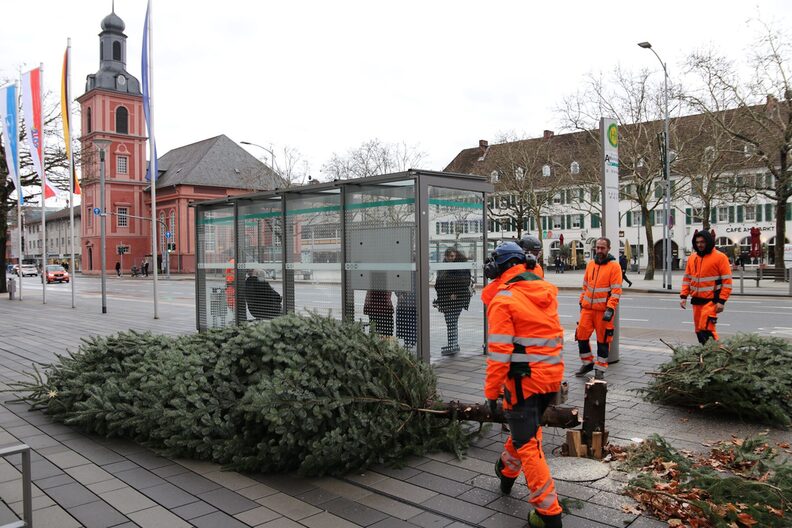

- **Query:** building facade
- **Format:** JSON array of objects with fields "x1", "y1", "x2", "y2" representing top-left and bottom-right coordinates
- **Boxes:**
[
  {"x1": 445, "y1": 126, "x2": 791, "y2": 272},
  {"x1": 78, "y1": 10, "x2": 279, "y2": 274}
]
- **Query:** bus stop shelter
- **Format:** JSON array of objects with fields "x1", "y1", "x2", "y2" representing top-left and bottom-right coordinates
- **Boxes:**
[{"x1": 193, "y1": 169, "x2": 493, "y2": 362}]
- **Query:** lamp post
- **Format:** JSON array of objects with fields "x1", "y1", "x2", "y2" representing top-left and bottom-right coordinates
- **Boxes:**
[
  {"x1": 94, "y1": 139, "x2": 111, "y2": 314},
  {"x1": 638, "y1": 41, "x2": 672, "y2": 290},
  {"x1": 241, "y1": 141, "x2": 277, "y2": 173}
]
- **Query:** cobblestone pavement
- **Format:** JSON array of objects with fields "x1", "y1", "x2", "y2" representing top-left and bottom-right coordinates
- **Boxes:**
[{"x1": 0, "y1": 294, "x2": 790, "y2": 527}]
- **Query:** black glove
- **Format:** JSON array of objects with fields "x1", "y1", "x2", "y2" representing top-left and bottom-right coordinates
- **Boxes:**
[
  {"x1": 579, "y1": 302, "x2": 583, "y2": 312},
  {"x1": 487, "y1": 399, "x2": 498, "y2": 416},
  {"x1": 602, "y1": 307, "x2": 614, "y2": 322}
]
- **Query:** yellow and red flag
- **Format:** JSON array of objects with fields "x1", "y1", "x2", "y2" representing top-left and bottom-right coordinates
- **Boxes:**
[{"x1": 61, "y1": 46, "x2": 80, "y2": 195}]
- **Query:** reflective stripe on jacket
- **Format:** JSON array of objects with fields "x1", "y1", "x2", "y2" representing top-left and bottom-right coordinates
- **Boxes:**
[
  {"x1": 485, "y1": 264, "x2": 564, "y2": 406},
  {"x1": 578, "y1": 257, "x2": 622, "y2": 312},
  {"x1": 680, "y1": 249, "x2": 732, "y2": 304}
]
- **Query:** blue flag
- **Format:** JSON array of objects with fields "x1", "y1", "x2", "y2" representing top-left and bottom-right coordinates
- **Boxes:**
[
  {"x1": 0, "y1": 84, "x2": 23, "y2": 204},
  {"x1": 142, "y1": 0, "x2": 157, "y2": 183}
]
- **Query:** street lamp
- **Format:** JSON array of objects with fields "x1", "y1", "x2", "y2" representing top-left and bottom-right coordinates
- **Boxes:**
[
  {"x1": 241, "y1": 141, "x2": 277, "y2": 173},
  {"x1": 94, "y1": 138, "x2": 112, "y2": 313},
  {"x1": 638, "y1": 41, "x2": 673, "y2": 290}
]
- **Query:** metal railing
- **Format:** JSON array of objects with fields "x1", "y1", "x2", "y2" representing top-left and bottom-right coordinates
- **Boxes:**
[{"x1": 0, "y1": 444, "x2": 32, "y2": 528}]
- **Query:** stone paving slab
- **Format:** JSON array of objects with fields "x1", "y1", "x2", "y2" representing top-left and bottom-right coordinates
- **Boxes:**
[{"x1": 2, "y1": 294, "x2": 792, "y2": 527}]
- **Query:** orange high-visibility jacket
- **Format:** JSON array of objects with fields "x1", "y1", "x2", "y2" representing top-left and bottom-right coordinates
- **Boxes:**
[
  {"x1": 680, "y1": 249, "x2": 732, "y2": 304},
  {"x1": 579, "y1": 256, "x2": 622, "y2": 312},
  {"x1": 481, "y1": 264, "x2": 543, "y2": 307},
  {"x1": 485, "y1": 264, "x2": 564, "y2": 407}
]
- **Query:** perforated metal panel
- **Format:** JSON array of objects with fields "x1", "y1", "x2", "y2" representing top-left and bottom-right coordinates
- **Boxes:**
[
  {"x1": 284, "y1": 191, "x2": 342, "y2": 317},
  {"x1": 195, "y1": 204, "x2": 236, "y2": 330},
  {"x1": 428, "y1": 187, "x2": 485, "y2": 359},
  {"x1": 237, "y1": 198, "x2": 284, "y2": 323},
  {"x1": 344, "y1": 181, "x2": 416, "y2": 348}
]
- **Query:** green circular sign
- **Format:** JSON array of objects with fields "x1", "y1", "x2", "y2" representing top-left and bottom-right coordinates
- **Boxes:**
[{"x1": 607, "y1": 123, "x2": 618, "y2": 147}]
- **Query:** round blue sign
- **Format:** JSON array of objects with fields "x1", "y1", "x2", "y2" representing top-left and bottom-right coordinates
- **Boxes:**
[
  {"x1": 93, "y1": 207, "x2": 101, "y2": 215},
  {"x1": 165, "y1": 231, "x2": 172, "y2": 239}
]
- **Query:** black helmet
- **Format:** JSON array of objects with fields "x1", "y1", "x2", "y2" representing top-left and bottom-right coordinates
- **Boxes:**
[{"x1": 518, "y1": 235, "x2": 542, "y2": 256}]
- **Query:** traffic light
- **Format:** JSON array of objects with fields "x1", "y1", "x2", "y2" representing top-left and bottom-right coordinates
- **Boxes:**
[{"x1": 167, "y1": 243, "x2": 176, "y2": 252}]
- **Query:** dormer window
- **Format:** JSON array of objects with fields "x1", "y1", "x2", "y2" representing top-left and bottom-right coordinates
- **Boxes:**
[
  {"x1": 744, "y1": 143, "x2": 756, "y2": 158},
  {"x1": 704, "y1": 146, "x2": 715, "y2": 162},
  {"x1": 490, "y1": 170, "x2": 499, "y2": 183},
  {"x1": 515, "y1": 167, "x2": 524, "y2": 180},
  {"x1": 115, "y1": 106, "x2": 128, "y2": 134},
  {"x1": 542, "y1": 164, "x2": 551, "y2": 177},
  {"x1": 637, "y1": 157, "x2": 645, "y2": 168},
  {"x1": 570, "y1": 161, "x2": 580, "y2": 174}
]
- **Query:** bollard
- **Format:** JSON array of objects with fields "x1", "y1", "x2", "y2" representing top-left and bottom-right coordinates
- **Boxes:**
[{"x1": 7, "y1": 278, "x2": 16, "y2": 300}]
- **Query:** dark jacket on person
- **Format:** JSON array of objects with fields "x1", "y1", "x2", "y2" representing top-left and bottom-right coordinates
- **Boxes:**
[
  {"x1": 435, "y1": 261, "x2": 472, "y2": 313},
  {"x1": 245, "y1": 275, "x2": 282, "y2": 319}
]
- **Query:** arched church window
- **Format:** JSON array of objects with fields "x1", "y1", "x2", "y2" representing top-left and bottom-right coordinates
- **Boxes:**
[
  {"x1": 115, "y1": 107, "x2": 128, "y2": 134},
  {"x1": 113, "y1": 41, "x2": 121, "y2": 61}
]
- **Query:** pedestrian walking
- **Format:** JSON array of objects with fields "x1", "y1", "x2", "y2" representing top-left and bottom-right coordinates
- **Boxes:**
[
  {"x1": 575, "y1": 237, "x2": 622, "y2": 379},
  {"x1": 619, "y1": 253, "x2": 633, "y2": 287},
  {"x1": 142, "y1": 258, "x2": 149, "y2": 277},
  {"x1": 680, "y1": 230, "x2": 732, "y2": 344},
  {"x1": 395, "y1": 289, "x2": 417, "y2": 348},
  {"x1": 484, "y1": 242, "x2": 564, "y2": 528},
  {"x1": 434, "y1": 247, "x2": 471, "y2": 356},
  {"x1": 115, "y1": 261, "x2": 121, "y2": 277},
  {"x1": 243, "y1": 269, "x2": 282, "y2": 320}
]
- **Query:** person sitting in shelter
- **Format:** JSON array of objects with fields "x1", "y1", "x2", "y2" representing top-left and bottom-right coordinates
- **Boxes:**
[{"x1": 244, "y1": 269, "x2": 282, "y2": 320}]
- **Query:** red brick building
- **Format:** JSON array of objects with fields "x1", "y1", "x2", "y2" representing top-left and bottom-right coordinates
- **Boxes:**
[{"x1": 78, "y1": 10, "x2": 278, "y2": 274}]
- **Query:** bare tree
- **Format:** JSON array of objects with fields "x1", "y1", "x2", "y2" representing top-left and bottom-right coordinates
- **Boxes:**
[
  {"x1": 558, "y1": 67, "x2": 686, "y2": 280},
  {"x1": 0, "y1": 92, "x2": 70, "y2": 293},
  {"x1": 486, "y1": 131, "x2": 588, "y2": 243},
  {"x1": 321, "y1": 139, "x2": 427, "y2": 180},
  {"x1": 685, "y1": 24, "x2": 792, "y2": 275}
]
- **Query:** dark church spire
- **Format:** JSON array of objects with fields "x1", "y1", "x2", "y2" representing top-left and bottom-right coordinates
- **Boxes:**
[{"x1": 85, "y1": 9, "x2": 141, "y2": 95}]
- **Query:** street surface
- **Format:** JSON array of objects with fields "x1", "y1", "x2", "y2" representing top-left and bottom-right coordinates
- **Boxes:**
[{"x1": 16, "y1": 275, "x2": 792, "y2": 340}]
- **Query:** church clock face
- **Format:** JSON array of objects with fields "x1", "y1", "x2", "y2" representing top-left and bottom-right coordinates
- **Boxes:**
[{"x1": 117, "y1": 75, "x2": 126, "y2": 86}]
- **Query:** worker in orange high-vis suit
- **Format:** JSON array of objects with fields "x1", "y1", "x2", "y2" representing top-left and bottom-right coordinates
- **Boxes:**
[
  {"x1": 225, "y1": 258, "x2": 236, "y2": 310},
  {"x1": 575, "y1": 237, "x2": 622, "y2": 380},
  {"x1": 484, "y1": 242, "x2": 564, "y2": 528},
  {"x1": 680, "y1": 230, "x2": 732, "y2": 343},
  {"x1": 481, "y1": 235, "x2": 544, "y2": 308}
]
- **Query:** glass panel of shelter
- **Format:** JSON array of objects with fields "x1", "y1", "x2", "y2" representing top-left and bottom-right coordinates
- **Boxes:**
[
  {"x1": 236, "y1": 198, "x2": 284, "y2": 323},
  {"x1": 344, "y1": 181, "x2": 416, "y2": 350},
  {"x1": 284, "y1": 190, "x2": 342, "y2": 317},
  {"x1": 428, "y1": 186, "x2": 485, "y2": 360},
  {"x1": 196, "y1": 204, "x2": 236, "y2": 330}
]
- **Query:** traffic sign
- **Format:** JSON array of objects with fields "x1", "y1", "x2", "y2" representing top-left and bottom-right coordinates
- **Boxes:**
[
  {"x1": 165, "y1": 231, "x2": 171, "y2": 239},
  {"x1": 93, "y1": 207, "x2": 101, "y2": 215}
]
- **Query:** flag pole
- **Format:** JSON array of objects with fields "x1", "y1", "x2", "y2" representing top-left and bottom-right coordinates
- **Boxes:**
[
  {"x1": 145, "y1": 0, "x2": 159, "y2": 319},
  {"x1": 65, "y1": 39, "x2": 76, "y2": 308},
  {"x1": 39, "y1": 64, "x2": 47, "y2": 305},
  {"x1": 16, "y1": 78, "x2": 23, "y2": 302}
]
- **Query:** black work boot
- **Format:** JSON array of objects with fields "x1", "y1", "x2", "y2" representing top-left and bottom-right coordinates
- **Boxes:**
[
  {"x1": 574, "y1": 363, "x2": 594, "y2": 377},
  {"x1": 494, "y1": 458, "x2": 517, "y2": 494},
  {"x1": 528, "y1": 510, "x2": 563, "y2": 528}
]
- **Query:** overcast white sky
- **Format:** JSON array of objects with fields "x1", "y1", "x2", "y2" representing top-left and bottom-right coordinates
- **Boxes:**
[{"x1": 1, "y1": 0, "x2": 789, "y2": 187}]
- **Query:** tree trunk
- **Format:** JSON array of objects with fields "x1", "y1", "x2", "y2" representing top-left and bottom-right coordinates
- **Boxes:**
[
  {"x1": 643, "y1": 204, "x2": 656, "y2": 280},
  {"x1": 434, "y1": 401, "x2": 581, "y2": 429},
  {"x1": 702, "y1": 204, "x2": 711, "y2": 231}
]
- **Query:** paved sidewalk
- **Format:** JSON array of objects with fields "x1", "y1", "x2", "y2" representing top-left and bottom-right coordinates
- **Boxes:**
[{"x1": 0, "y1": 295, "x2": 790, "y2": 527}]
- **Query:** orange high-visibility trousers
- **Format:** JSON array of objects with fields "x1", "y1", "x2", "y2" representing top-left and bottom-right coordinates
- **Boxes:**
[
  {"x1": 692, "y1": 302, "x2": 719, "y2": 340},
  {"x1": 497, "y1": 393, "x2": 562, "y2": 517},
  {"x1": 576, "y1": 308, "x2": 614, "y2": 371}
]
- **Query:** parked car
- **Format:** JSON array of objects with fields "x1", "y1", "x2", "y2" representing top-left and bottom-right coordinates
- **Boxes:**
[
  {"x1": 17, "y1": 264, "x2": 38, "y2": 277},
  {"x1": 42, "y1": 265, "x2": 69, "y2": 284}
]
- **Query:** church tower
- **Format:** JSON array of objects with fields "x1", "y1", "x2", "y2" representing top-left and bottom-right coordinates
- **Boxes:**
[{"x1": 78, "y1": 9, "x2": 148, "y2": 273}]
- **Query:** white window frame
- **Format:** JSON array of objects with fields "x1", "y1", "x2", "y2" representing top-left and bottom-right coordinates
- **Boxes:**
[
  {"x1": 717, "y1": 206, "x2": 729, "y2": 223},
  {"x1": 515, "y1": 167, "x2": 524, "y2": 180},
  {"x1": 116, "y1": 155, "x2": 128, "y2": 175},
  {"x1": 571, "y1": 216, "x2": 581, "y2": 229},
  {"x1": 552, "y1": 215, "x2": 563, "y2": 229},
  {"x1": 744, "y1": 205, "x2": 756, "y2": 222},
  {"x1": 553, "y1": 193, "x2": 562, "y2": 205},
  {"x1": 632, "y1": 211, "x2": 642, "y2": 225},
  {"x1": 570, "y1": 161, "x2": 580, "y2": 174},
  {"x1": 117, "y1": 207, "x2": 128, "y2": 227},
  {"x1": 542, "y1": 164, "x2": 551, "y2": 177}
]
